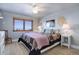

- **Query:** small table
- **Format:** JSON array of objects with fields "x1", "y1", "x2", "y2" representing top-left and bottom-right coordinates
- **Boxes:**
[{"x1": 61, "y1": 35, "x2": 71, "y2": 48}]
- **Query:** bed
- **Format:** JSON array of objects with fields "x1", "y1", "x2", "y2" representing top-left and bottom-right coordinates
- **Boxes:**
[{"x1": 18, "y1": 32, "x2": 61, "y2": 55}]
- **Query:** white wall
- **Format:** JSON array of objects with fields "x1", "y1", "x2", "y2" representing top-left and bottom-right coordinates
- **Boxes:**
[
  {"x1": 0, "y1": 20, "x2": 3, "y2": 30},
  {"x1": 41, "y1": 6, "x2": 79, "y2": 47},
  {"x1": 0, "y1": 11, "x2": 3, "y2": 30},
  {"x1": 0, "y1": 11, "x2": 38, "y2": 40}
]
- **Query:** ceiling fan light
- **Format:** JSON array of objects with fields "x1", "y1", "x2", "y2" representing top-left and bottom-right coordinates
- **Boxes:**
[{"x1": 33, "y1": 6, "x2": 38, "y2": 14}]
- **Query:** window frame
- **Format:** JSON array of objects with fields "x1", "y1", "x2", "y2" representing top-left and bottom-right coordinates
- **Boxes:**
[{"x1": 13, "y1": 17, "x2": 33, "y2": 32}]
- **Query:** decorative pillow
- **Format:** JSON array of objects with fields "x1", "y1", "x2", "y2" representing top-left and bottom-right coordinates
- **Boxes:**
[
  {"x1": 52, "y1": 33, "x2": 58, "y2": 40},
  {"x1": 49, "y1": 35, "x2": 54, "y2": 41},
  {"x1": 49, "y1": 33, "x2": 60, "y2": 41}
]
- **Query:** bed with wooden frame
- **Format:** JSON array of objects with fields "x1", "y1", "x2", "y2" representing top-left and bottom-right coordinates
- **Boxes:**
[{"x1": 18, "y1": 32, "x2": 61, "y2": 55}]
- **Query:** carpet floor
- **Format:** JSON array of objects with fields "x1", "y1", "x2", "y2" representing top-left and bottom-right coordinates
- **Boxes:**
[{"x1": 4, "y1": 42, "x2": 79, "y2": 55}]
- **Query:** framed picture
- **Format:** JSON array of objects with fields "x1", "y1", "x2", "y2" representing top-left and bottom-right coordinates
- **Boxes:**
[{"x1": 46, "y1": 19, "x2": 55, "y2": 27}]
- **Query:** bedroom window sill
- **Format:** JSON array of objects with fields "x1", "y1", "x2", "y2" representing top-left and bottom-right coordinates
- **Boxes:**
[{"x1": 13, "y1": 30, "x2": 33, "y2": 32}]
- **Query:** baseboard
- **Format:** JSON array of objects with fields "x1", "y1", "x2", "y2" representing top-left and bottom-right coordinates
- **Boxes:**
[
  {"x1": 12, "y1": 39, "x2": 18, "y2": 42},
  {"x1": 71, "y1": 45, "x2": 79, "y2": 50}
]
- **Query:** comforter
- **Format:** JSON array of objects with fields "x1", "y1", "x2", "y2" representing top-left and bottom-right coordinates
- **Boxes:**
[{"x1": 20, "y1": 32, "x2": 49, "y2": 49}]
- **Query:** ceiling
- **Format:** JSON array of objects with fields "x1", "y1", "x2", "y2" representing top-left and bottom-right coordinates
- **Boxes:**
[{"x1": 0, "y1": 3, "x2": 79, "y2": 19}]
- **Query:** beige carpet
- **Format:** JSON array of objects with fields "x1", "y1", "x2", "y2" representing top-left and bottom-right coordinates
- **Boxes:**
[
  {"x1": 43, "y1": 46, "x2": 79, "y2": 55},
  {"x1": 5, "y1": 42, "x2": 29, "y2": 55},
  {"x1": 5, "y1": 42, "x2": 79, "y2": 55}
]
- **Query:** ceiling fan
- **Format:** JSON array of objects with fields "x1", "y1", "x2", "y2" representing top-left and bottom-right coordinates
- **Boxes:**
[{"x1": 32, "y1": 3, "x2": 39, "y2": 14}]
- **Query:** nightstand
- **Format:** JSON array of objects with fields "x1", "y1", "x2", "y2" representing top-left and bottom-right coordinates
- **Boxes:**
[{"x1": 61, "y1": 35, "x2": 71, "y2": 48}]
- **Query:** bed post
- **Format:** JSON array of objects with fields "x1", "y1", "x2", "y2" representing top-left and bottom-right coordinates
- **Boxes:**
[{"x1": 18, "y1": 38, "x2": 21, "y2": 42}]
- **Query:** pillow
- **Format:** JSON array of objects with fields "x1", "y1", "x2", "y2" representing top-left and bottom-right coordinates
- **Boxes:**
[
  {"x1": 49, "y1": 33, "x2": 60, "y2": 41},
  {"x1": 52, "y1": 33, "x2": 58, "y2": 40},
  {"x1": 48, "y1": 35, "x2": 53, "y2": 41}
]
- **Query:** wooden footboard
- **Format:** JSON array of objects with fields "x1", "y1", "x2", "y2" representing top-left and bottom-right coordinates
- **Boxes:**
[
  {"x1": 18, "y1": 38, "x2": 32, "y2": 51},
  {"x1": 18, "y1": 38, "x2": 61, "y2": 55},
  {"x1": 18, "y1": 38, "x2": 41, "y2": 55}
]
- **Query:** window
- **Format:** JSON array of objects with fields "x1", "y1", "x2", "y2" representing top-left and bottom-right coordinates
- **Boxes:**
[
  {"x1": 13, "y1": 17, "x2": 33, "y2": 32},
  {"x1": 25, "y1": 21, "x2": 32, "y2": 30},
  {"x1": 14, "y1": 20, "x2": 23, "y2": 30}
]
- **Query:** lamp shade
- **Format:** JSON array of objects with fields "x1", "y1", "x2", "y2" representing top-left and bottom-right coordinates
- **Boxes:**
[
  {"x1": 38, "y1": 26, "x2": 42, "y2": 32},
  {"x1": 62, "y1": 24, "x2": 72, "y2": 36},
  {"x1": 58, "y1": 16, "x2": 67, "y2": 26},
  {"x1": 62, "y1": 24, "x2": 70, "y2": 29}
]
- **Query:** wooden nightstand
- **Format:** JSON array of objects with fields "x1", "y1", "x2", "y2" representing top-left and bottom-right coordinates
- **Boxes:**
[{"x1": 61, "y1": 35, "x2": 71, "y2": 48}]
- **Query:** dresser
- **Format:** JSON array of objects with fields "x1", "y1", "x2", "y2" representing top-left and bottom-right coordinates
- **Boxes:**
[{"x1": 0, "y1": 31, "x2": 5, "y2": 55}]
